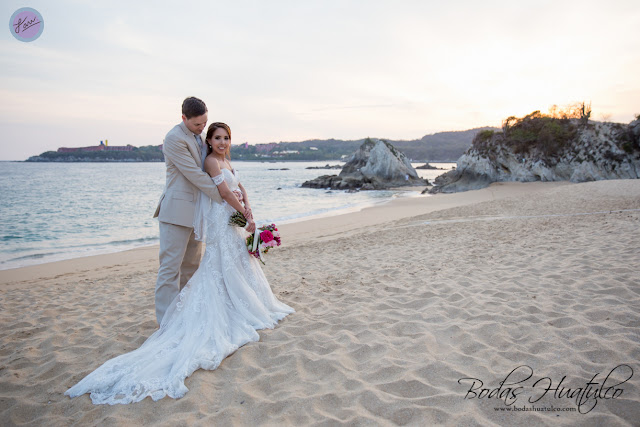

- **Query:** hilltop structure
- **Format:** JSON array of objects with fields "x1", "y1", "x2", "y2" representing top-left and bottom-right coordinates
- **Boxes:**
[{"x1": 57, "y1": 141, "x2": 134, "y2": 153}]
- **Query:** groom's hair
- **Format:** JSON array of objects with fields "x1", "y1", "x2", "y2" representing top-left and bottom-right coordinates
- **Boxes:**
[{"x1": 182, "y1": 97, "x2": 208, "y2": 119}]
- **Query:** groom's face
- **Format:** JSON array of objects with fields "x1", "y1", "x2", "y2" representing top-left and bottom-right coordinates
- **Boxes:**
[{"x1": 182, "y1": 113, "x2": 208, "y2": 135}]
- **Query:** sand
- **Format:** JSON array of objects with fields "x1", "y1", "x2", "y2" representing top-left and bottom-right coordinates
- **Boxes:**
[{"x1": 1, "y1": 180, "x2": 639, "y2": 426}]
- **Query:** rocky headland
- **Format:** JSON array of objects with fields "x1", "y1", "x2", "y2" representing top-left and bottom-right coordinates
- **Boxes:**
[
  {"x1": 26, "y1": 145, "x2": 164, "y2": 162},
  {"x1": 430, "y1": 111, "x2": 640, "y2": 193},
  {"x1": 302, "y1": 138, "x2": 427, "y2": 190}
]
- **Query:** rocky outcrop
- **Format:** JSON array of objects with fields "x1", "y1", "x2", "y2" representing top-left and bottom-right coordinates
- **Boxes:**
[
  {"x1": 630, "y1": 118, "x2": 640, "y2": 142},
  {"x1": 302, "y1": 138, "x2": 427, "y2": 190},
  {"x1": 430, "y1": 117, "x2": 640, "y2": 193},
  {"x1": 415, "y1": 163, "x2": 443, "y2": 170},
  {"x1": 305, "y1": 164, "x2": 343, "y2": 169}
]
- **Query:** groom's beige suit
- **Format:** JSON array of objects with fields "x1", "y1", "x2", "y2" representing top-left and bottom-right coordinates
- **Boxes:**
[{"x1": 153, "y1": 121, "x2": 222, "y2": 325}]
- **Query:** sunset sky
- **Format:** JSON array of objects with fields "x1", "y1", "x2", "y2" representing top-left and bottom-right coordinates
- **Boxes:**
[{"x1": 1, "y1": 0, "x2": 639, "y2": 160}]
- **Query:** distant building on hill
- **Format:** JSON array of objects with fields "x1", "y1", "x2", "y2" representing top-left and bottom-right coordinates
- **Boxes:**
[
  {"x1": 58, "y1": 141, "x2": 134, "y2": 153},
  {"x1": 256, "y1": 143, "x2": 278, "y2": 153}
]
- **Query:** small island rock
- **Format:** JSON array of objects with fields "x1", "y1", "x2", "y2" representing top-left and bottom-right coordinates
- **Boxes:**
[{"x1": 302, "y1": 138, "x2": 427, "y2": 190}]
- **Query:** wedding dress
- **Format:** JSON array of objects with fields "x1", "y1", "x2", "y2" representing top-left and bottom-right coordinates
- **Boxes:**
[{"x1": 65, "y1": 168, "x2": 295, "y2": 405}]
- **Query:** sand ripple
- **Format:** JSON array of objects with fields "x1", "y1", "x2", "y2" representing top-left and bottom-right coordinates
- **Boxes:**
[{"x1": 1, "y1": 180, "x2": 639, "y2": 425}]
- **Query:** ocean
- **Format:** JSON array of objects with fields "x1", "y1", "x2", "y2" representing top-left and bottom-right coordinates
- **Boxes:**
[{"x1": 0, "y1": 161, "x2": 453, "y2": 270}]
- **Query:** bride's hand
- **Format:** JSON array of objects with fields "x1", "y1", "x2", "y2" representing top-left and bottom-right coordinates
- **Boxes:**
[
  {"x1": 245, "y1": 219, "x2": 256, "y2": 234},
  {"x1": 245, "y1": 207, "x2": 253, "y2": 220}
]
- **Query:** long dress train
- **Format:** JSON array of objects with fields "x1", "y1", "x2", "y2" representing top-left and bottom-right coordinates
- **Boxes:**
[{"x1": 64, "y1": 168, "x2": 295, "y2": 405}]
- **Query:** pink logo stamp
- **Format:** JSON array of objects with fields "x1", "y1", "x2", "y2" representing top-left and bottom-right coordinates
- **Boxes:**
[{"x1": 9, "y1": 7, "x2": 44, "y2": 42}]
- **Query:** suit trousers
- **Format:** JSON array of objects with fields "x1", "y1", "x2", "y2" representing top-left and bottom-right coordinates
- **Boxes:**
[{"x1": 155, "y1": 221, "x2": 203, "y2": 325}]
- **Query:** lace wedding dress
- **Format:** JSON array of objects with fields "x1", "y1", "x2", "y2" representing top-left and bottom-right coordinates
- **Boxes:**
[{"x1": 65, "y1": 168, "x2": 295, "y2": 405}]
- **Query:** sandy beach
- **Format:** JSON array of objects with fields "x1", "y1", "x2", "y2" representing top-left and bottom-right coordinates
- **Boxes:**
[{"x1": 1, "y1": 179, "x2": 639, "y2": 426}]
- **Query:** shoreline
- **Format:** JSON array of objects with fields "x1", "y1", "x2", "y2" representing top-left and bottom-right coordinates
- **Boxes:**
[
  {"x1": 0, "y1": 188, "x2": 423, "y2": 274},
  {"x1": 0, "y1": 160, "x2": 454, "y2": 272},
  {"x1": 0, "y1": 181, "x2": 569, "y2": 288}
]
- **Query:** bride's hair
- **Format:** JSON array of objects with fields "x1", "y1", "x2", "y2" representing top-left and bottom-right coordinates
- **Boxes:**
[{"x1": 205, "y1": 122, "x2": 232, "y2": 159}]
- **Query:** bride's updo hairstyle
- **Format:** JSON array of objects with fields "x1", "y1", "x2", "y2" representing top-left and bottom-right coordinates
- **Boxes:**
[{"x1": 205, "y1": 122, "x2": 232, "y2": 159}]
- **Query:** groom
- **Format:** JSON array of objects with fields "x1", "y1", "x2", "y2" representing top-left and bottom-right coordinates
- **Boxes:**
[{"x1": 153, "y1": 97, "x2": 223, "y2": 325}]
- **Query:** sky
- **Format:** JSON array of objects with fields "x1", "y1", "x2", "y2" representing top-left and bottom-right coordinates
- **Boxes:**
[{"x1": 1, "y1": 0, "x2": 639, "y2": 160}]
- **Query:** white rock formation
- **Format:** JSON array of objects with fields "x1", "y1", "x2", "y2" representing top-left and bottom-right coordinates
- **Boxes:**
[
  {"x1": 431, "y1": 119, "x2": 640, "y2": 193},
  {"x1": 302, "y1": 138, "x2": 425, "y2": 190}
]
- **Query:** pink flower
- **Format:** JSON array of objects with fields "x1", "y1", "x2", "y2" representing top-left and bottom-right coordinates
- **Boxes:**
[
  {"x1": 260, "y1": 230, "x2": 274, "y2": 243},
  {"x1": 260, "y1": 240, "x2": 276, "y2": 249}
]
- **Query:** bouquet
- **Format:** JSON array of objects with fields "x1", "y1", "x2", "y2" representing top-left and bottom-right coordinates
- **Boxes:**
[{"x1": 229, "y1": 211, "x2": 281, "y2": 265}]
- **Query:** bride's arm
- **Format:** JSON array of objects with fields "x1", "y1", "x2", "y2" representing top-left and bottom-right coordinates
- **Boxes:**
[
  {"x1": 237, "y1": 182, "x2": 252, "y2": 219},
  {"x1": 204, "y1": 157, "x2": 249, "y2": 216}
]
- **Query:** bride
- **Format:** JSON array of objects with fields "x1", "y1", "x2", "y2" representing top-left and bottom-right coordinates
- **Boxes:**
[{"x1": 65, "y1": 122, "x2": 295, "y2": 405}]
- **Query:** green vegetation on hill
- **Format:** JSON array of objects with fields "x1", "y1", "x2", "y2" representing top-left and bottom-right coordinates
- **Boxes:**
[
  {"x1": 27, "y1": 127, "x2": 499, "y2": 163},
  {"x1": 27, "y1": 146, "x2": 164, "y2": 162},
  {"x1": 231, "y1": 127, "x2": 496, "y2": 162},
  {"x1": 472, "y1": 103, "x2": 595, "y2": 162},
  {"x1": 231, "y1": 140, "x2": 349, "y2": 161}
]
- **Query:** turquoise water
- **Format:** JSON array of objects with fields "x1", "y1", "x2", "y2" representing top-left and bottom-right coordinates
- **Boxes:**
[{"x1": 0, "y1": 161, "x2": 452, "y2": 270}]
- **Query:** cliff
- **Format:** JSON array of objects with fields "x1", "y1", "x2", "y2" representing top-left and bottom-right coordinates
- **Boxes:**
[
  {"x1": 430, "y1": 112, "x2": 640, "y2": 193},
  {"x1": 302, "y1": 138, "x2": 426, "y2": 190}
]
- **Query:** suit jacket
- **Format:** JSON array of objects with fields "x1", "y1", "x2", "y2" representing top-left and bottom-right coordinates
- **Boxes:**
[{"x1": 153, "y1": 122, "x2": 222, "y2": 227}]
